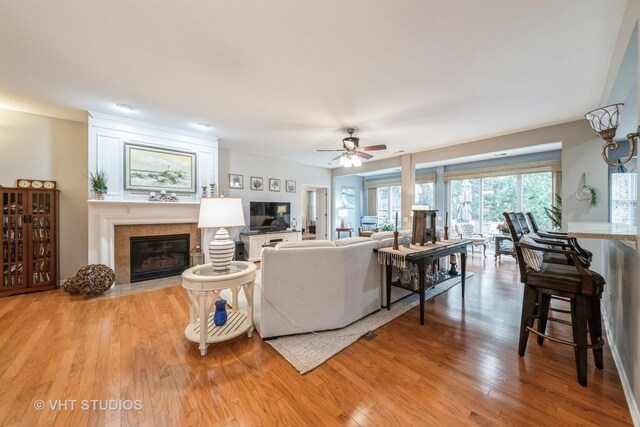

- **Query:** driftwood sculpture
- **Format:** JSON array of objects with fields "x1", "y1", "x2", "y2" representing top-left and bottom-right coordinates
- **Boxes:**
[{"x1": 63, "y1": 264, "x2": 115, "y2": 297}]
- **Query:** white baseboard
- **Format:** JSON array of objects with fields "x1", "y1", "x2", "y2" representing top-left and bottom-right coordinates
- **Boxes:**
[{"x1": 602, "y1": 304, "x2": 640, "y2": 426}]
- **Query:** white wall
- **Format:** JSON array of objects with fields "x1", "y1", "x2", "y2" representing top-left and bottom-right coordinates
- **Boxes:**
[
  {"x1": 0, "y1": 109, "x2": 88, "y2": 280},
  {"x1": 596, "y1": 0, "x2": 640, "y2": 421},
  {"x1": 218, "y1": 148, "x2": 332, "y2": 240},
  {"x1": 88, "y1": 112, "x2": 218, "y2": 202}
]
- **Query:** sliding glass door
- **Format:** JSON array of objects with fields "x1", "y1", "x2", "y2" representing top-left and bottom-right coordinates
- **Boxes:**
[
  {"x1": 449, "y1": 171, "x2": 553, "y2": 235},
  {"x1": 377, "y1": 185, "x2": 402, "y2": 226},
  {"x1": 482, "y1": 175, "x2": 516, "y2": 234}
]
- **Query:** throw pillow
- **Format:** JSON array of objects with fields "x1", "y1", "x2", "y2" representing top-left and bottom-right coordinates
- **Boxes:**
[
  {"x1": 360, "y1": 224, "x2": 376, "y2": 232},
  {"x1": 519, "y1": 234, "x2": 548, "y2": 271}
]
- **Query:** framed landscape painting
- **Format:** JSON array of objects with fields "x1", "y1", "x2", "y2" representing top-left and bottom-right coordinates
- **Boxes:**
[
  {"x1": 229, "y1": 174, "x2": 243, "y2": 189},
  {"x1": 125, "y1": 144, "x2": 196, "y2": 192}
]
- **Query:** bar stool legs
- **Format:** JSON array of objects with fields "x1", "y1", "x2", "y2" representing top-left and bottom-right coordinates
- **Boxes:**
[{"x1": 518, "y1": 285, "x2": 604, "y2": 387}]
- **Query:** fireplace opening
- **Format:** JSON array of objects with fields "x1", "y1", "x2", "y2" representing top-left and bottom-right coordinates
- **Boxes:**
[{"x1": 130, "y1": 234, "x2": 190, "y2": 283}]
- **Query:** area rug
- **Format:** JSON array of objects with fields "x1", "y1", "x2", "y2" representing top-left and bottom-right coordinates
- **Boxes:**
[{"x1": 265, "y1": 273, "x2": 474, "y2": 374}]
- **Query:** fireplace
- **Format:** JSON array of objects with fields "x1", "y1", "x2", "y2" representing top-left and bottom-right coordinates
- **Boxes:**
[{"x1": 130, "y1": 234, "x2": 190, "y2": 283}]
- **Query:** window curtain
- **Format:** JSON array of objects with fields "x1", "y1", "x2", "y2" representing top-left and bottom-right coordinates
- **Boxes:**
[
  {"x1": 367, "y1": 188, "x2": 377, "y2": 216},
  {"x1": 443, "y1": 159, "x2": 561, "y2": 181}
]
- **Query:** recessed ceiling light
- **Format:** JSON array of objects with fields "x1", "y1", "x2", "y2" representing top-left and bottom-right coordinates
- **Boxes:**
[
  {"x1": 395, "y1": 150, "x2": 405, "y2": 153},
  {"x1": 195, "y1": 122, "x2": 211, "y2": 129},
  {"x1": 115, "y1": 103, "x2": 135, "y2": 112},
  {"x1": 494, "y1": 152, "x2": 508, "y2": 157}
]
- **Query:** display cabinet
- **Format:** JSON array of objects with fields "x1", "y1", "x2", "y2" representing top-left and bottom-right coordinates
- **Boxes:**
[{"x1": 1, "y1": 188, "x2": 59, "y2": 297}]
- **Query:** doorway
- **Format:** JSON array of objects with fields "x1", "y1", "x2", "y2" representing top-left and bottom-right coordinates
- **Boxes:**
[{"x1": 302, "y1": 185, "x2": 329, "y2": 240}]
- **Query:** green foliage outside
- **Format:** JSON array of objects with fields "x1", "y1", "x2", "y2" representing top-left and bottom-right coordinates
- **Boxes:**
[{"x1": 449, "y1": 172, "x2": 553, "y2": 232}]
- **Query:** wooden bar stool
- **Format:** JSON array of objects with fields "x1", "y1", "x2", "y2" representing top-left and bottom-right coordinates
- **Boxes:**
[{"x1": 504, "y1": 212, "x2": 605, "y2": 386}]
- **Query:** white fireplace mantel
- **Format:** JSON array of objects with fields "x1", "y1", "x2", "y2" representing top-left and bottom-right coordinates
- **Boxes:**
[{"x1": 88, "y1": 200, "x2": 202, "y2": 269}]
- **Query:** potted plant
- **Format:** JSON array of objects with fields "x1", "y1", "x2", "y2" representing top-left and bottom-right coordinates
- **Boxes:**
[
  {"x1": 496, "y1": 221, "x2": 510, "y2": 235},
  {"x1": 89, "y1": 169, "x2": 108, "y2": 200}
]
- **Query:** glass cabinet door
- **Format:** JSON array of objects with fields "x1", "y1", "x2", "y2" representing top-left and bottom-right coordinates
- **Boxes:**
[
  {"x1": 1, "y1": 190, "x2": 27, "y2": 290},
  {"x1": 29, "y1": 191, "x2": 56, "y2": 287}
]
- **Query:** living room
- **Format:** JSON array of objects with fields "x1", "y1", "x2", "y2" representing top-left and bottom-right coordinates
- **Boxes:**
[{"x1": 1, "y1": 1, "x2": 639, "y2": 425}]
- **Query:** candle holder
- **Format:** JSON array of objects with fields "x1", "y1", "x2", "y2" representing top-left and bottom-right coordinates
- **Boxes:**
[
  {"x1": 393, "y1": 231, "x2": 399, "y2": 250},
  {"x1": 201, "y1": 185, "x2": 208, "y2": 199},
  {"x1": 448, "y1": 253, "x2": 458, "y2": 276},
  {"x1": 209, "y1": 183, "x2": 216, "y2": 197}
]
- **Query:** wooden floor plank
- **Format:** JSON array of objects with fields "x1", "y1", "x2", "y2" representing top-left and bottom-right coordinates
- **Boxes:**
[{"x1": 0, "y1": 256, "x2": 632, "y2": 426}]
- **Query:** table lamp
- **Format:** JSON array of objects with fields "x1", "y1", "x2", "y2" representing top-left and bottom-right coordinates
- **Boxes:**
[
  {"x1": 197, "y1": 197, "x2": 245, "y2": 271},
  {"x1": 338, "y1": 209, "x2": 349, "y2": 228}
]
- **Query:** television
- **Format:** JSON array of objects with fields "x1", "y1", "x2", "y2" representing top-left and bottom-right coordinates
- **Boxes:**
[{"x1": 249, "y1": 201, "x2": 291, "y2": 231}]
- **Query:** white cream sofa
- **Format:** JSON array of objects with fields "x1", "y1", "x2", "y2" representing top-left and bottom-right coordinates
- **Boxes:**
[{"x1": 256, "y1": 238, "x2": 381, "y2": 339}]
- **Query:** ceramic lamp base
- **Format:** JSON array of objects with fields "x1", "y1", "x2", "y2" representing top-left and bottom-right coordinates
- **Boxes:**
[{"x1": 209, "y1": 227, "x2": 235, "y2": 271}]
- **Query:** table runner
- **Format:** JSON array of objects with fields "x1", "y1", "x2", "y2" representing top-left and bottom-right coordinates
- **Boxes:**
[{"x1": 377, "y1": 239, "x2": 466, "y2": 269}]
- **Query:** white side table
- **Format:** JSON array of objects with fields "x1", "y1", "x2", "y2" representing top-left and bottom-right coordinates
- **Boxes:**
[{"x1": 181, "y1": 261, "x2": 256, "y2": 355}]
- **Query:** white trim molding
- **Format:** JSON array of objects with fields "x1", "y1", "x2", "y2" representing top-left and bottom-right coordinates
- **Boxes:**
[
  {"x1": 602, "y1": 303, "x2": 640, "y2": 426},
  {"x1": 88, "y1": 200, "x2": 201, "y2": 269}
]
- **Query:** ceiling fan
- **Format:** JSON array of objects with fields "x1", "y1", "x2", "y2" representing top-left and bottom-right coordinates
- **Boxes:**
[{"x1": 317, "y1": 128, "x2": 387, "y2": 167}]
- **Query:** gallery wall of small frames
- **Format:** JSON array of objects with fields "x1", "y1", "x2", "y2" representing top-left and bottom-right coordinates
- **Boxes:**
[{"x1": 228, "y1": 174, "x2": 296, "y2": 193}]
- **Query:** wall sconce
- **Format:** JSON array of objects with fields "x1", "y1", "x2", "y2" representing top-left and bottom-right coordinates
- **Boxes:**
[{"x1": 584, "y1": 103, "x2": 638, "y2": 166}]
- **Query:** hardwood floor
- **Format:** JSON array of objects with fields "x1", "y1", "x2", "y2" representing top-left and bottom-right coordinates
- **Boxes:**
[{"x1": 0, "y1": 255, "x2": 632, "y2": 426}]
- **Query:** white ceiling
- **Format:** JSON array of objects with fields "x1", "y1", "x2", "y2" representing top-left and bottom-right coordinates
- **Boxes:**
[{"x1": 0, "y1": 0, "x2": 628, "y2": 168}]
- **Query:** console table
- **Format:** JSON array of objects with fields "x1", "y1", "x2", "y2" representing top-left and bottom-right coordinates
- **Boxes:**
[
  {"x1": 181, "y1": 261, "x2": 256, "y2": 355},
  {"x1": 240, "y1": 230, "x2": 302, "y2": 261},
  {"x1": 335, "y1": 227, "x2": 353, "y2": 238},
  {"x1": 376, "y1": 240, "x2": 468, "y2": 325}
]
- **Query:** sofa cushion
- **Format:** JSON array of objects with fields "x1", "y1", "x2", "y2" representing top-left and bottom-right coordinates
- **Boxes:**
[
  {"x1": 334, "y1": 237, "x2": 372, "y2": 247},
  {"x1": 274, "y1": 240, "x2": 336, "y2": 249},
  {"x1": 370, "y1": 229, "x2": 411, "y2": 241}
]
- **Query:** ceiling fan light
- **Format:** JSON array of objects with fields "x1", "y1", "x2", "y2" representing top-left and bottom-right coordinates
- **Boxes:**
[
  {"x1": 352, "y1": 156, "x2": 362, "y2": 167},
  {"x1": 340, "y1": 156, "x2": 350, "y2": 167}
]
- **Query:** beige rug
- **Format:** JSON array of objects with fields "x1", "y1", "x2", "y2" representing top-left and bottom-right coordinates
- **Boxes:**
[{"x1": 265, "y1": 273, "x2": 474, "y2": 374}]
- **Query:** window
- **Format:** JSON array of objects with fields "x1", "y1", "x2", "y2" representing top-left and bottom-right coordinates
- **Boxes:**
[
  {"x1": 377, "y1": 185, "x2": 401, "y2": 225},
  {"x1": 482, "y1": 175, "x2": 517, "y2": 233},
  {"x1": 610, "y1": 160, "x2": 637, "y2": 226},
  {"x1": 414, "y1": 182, "x2": 434, "y2": 208},
  {"x1": 450, "y1": 179, "x2": 481, "y2": 232},
  {"x1": 449, "y1": 171, "x2": 554, "y2": 235},
  {"x1": 522, "y1": 172, "x2": 552, "y2": 231}
]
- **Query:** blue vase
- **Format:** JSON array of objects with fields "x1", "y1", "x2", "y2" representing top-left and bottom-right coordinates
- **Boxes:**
[{"x1": 214, "y1": 299, "x2": 227, "y2": 326}]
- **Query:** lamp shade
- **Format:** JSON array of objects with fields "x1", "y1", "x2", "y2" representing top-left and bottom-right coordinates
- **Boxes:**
[
  {"x1": 338, "y1": 209, "x2": 349, "y2": 218},
  {"x1": 198, "y1": 197, "x2": 245, "y2": 229},
  {"x1": 585, "y1": 103, "x2": 623, "y2": 135}
]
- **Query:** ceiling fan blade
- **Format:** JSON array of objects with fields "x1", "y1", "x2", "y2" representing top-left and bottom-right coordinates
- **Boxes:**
[
  {"x1": 357, "y1": 151, "x2": 374, "y2": 160},
  {"x1": 332, "y1": 154, "x2": 346, "y2": 161},
  {"x1": 317, "y1": 149, "x2": 346, "y2": 152},
  {"x1": 362, "y1": 144, "x2": 387, "y2": 151}
]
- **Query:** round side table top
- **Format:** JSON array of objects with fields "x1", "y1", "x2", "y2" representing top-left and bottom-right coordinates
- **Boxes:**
[{"x1": 182, "y1": 261, "x2": 256, "y2": 286}]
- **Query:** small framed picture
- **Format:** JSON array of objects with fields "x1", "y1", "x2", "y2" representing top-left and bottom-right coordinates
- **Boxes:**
[
  {"x1": 269, "y1": 178, "x2": 281, "y2": 192},
  {"x1": 229, "y1": 174, "x2": 243, "y2": 189},
  {"x1": 286, "y1": 180, "x2": 296, "y2": 193},
  {"x1": 250, "y1": 176, "x2": 263, "y2": 191}
]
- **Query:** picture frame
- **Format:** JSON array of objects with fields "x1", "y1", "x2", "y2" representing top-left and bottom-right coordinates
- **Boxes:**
[
  {"x1": 124, "y1": 144, "x2": 196, "y2": 192},
  {"x1": 250, "y1": 176, "x2": 264, "y2": 191},
  {"x1": 285, "y1": 180, "x2": 296, "y2": 193},
  {"x1": 229, "y1": 174, "x2": 244, "y2": 189},
  {"x1": 269, "y1": 178, "x2": 281, "y2": 192},
  {"x1": 341, "y1": 187, "x2": 355, "y2": 208}
]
